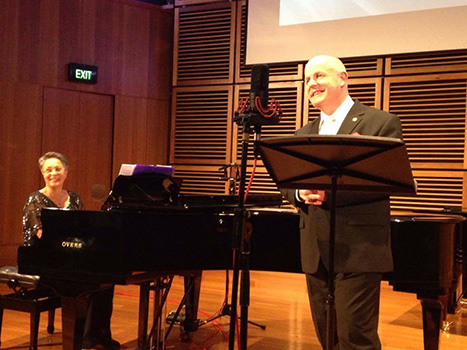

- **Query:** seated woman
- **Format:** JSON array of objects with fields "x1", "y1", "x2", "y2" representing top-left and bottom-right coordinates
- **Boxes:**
[{"x1": 22, "y1": 151, "x2": 119, "y2": 350}]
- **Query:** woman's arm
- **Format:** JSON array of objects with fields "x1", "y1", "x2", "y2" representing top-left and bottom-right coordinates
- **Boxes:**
[{"x1": 22, "y1": 198, "x2": 42, "y2": 246}]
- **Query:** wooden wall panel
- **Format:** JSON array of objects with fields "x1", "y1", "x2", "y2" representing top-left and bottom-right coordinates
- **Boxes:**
[
  {"x1": 384, "y1": 73, "x2": 467, "y2": 170},
  {"x1": 120, "y1": 4, "x2": 152, "y2": 97},
  {"x1": 384, "y1": 73, "x2": 467, "y2": 211},
  {"x1": 42, "y1": 88, "x2": 114, "y2": 211},
  {"x1": 171, "y1": 86, "x2": 234, "y2": 165},
  {"x1": 0, "y1": 1, "x2": 19, "y2": 82},
  {"x1": 241, "y1": 166, "x2": 281, "y2": 195},
  {"x1": 342, "y1": 57, "x2": 384, "y2": 78},
  {"x1": 17, "y1": 1, "x2": 42, "y2": 83},
  {"x1": 147, "y1": 99, "x2": 171, "y2": 166},
  {"x1": 113, "y1": 96, "x2": 170, "y2": 179},
  {"x1": 173, "y1": 1, "x2": 236, "y2": 86},
  {"x1": 0, "y1": 0, "x2": 173, "y2": 100},
  {"x1": 56, "y1": 0, "x2": 97, "y2": 85},
  {"x1": 391, "y1": 170, "x2": 464, "y2": 212},
  {"x1": 385, "y1": 50, "x2": 467, "y2": 75},
  {"x1": 148, "y1": 6, "x2": 174, "y2": 101},
  {"x1": 174, "y1": 165, "x2": 228, "y2": 194},
  {"x1": 113, "y1": 96, "x2": 150, "y2": 177},
  {"x1": 77, "y1": 92, "x2": 114, "y2": 207},
  {"x1": 233, "y1": 81, "x2": 303, "y2": 165},
  {"x1": 0, "y1": 82, "x2": 43, "y2": 265},
  {"x1": 37, "y1": 0, "x2": 60, "y2": 87}
]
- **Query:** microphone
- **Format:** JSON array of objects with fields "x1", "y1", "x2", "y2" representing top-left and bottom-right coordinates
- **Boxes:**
[
  {"x1": 234, "y1": 64, "x2": 282, "y2": 128},
  {"x1": 250, "y1": 64, "x2": 269, "y2": 113}
]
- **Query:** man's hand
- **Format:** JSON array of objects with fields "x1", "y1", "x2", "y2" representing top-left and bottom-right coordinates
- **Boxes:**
[{"x1": 298, "y1": 189, "x2": 326, "y2": 205}]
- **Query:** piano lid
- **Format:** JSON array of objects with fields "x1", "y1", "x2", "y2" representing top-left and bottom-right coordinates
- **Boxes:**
[
  {"x1": 103, "y1": 173, "x2": 182, "y2": 207},
  {"x1": 103, "y1": 169, "x2": 283, "y2": 211}
]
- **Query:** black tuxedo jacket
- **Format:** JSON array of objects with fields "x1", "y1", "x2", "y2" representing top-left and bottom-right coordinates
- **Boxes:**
[{"x1": 282, "y1": 100, "x2": 403, "y2": 274}]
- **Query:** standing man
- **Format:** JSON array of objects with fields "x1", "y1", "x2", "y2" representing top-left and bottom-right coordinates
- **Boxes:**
[{"x1": 282, "y1": 55, "x2": 403, "y2": 350}]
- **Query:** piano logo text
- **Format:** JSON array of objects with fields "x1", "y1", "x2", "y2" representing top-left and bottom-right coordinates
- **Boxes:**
[{"x1": 61, "y1": 240, "x2": 84, "y2": 249}]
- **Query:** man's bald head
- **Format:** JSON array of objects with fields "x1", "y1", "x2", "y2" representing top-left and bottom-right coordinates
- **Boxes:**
[
  {"x1": 304, "y1": 55, "x2": 349, "y2": 115},
  {"x1": 305, "y1": 55, "x2": 347, "y2": 75}
]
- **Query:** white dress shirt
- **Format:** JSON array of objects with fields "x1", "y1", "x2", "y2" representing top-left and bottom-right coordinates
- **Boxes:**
[
  {"x1": 318, "y1": 95, "x2": 354, "y2": 135},
  {"x1": 295, "y1": 96, "x2": 354, "y2": 202}
]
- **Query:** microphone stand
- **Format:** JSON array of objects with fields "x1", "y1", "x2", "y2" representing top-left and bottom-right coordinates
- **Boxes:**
[
  {"x1": 228, "y1": 114, "x2": 267, "y2": 350},
  {"x1": 326, "y1": 174, "x2": 338, "y2": 350},
  {"x1": 228, "y1": 119, "x2": 252, "y2": 350},
  {"x1": 229, "y1": 64, "x2": 281, "y2": 349},
  {"x1": 201, "y1": 165, "x2": 265, "y2": 332}
]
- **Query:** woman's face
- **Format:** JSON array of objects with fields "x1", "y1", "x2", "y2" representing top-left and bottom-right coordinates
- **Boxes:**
[{"x1": 41, "y1": 158, "x2": 68, "y2": 190}]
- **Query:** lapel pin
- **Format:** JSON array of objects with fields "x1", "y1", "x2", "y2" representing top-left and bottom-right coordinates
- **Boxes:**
[{"x1": 352, "y1": 117, "x2": 358, "y2": 122}]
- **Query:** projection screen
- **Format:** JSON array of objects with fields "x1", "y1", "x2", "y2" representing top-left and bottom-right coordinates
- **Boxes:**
[{"x1": 246, "y1": 0, "x2": 467, "y2": 64}]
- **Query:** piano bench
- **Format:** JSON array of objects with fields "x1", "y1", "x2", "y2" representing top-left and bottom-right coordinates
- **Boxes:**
[{"x1": 0, "y1": 266, "x2": 61, "y2": 350}]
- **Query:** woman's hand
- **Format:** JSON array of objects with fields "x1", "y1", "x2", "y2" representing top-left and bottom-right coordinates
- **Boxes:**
[{"x1": 36, "y1": 229, "x2": 43, "y2": 239}]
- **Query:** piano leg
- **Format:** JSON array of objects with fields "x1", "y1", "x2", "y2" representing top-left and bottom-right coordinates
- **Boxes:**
[
  {"x1": 181, "y1": 271, "x2": 202, "y2": 340},
  {"x1": 134, "y1": 273, "x2": 202, "y2": 349},
  {"x1": 152, "y1": 278, "x2": 165, "y2": 350},
  {"x1": 60, "y1": 296, "x2": 90, "y2": 350},
  {"x1": 137, "y1": 282, "x2": 151, "y2": 350},
  {"x1": 420, "y1": 297, "x2": 445, "y2": 350},
  {"x1": 135, "y1": 277, "x2": 175, "y2": 350}
]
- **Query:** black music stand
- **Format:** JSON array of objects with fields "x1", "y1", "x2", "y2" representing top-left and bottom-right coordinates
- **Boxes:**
[{"x1": 259, "y1": 134, "x2": 416, "y2": 350}]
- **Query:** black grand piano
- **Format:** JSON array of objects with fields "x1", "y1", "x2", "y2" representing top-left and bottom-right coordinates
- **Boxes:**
[{"x1": 17, "y1": 173, "x2": 465, "y2": 350}]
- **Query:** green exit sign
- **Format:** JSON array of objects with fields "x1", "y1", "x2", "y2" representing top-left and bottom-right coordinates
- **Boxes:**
[{"x1": 68, "y1": 63, "x2": 98, "y2": 84}]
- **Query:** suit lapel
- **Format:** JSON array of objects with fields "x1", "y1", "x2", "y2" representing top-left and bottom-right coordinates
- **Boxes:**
[
  {"x1": 337, "y1": 100, "x2": 365, "y2": 135},
  {"x1": 310, "y1": 117, "x2": 320, "y2": 134},
  {"x1": 299, "y1": 117, "x2": 320, "y2": 135}
]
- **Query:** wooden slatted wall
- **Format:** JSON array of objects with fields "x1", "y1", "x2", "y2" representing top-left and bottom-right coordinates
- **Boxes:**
[
  {"x1": 173, "y1": 165, "x2": 228, "y2": 194},
  {"x1": 173, "y1": 2, "x2": 236, "y2": 85},
  {"x1": 170, "y1": 86, "x2": 233, "y2": 164},
  {"x1": 385, "y1": 50, "x2": 467, "y2": 75},
  {"x1": 385, "y1": 73, "x2": 467, "y2": 211},
  {"x1": 171, "y1": 0, "x2": 467, "y2": 212}
]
